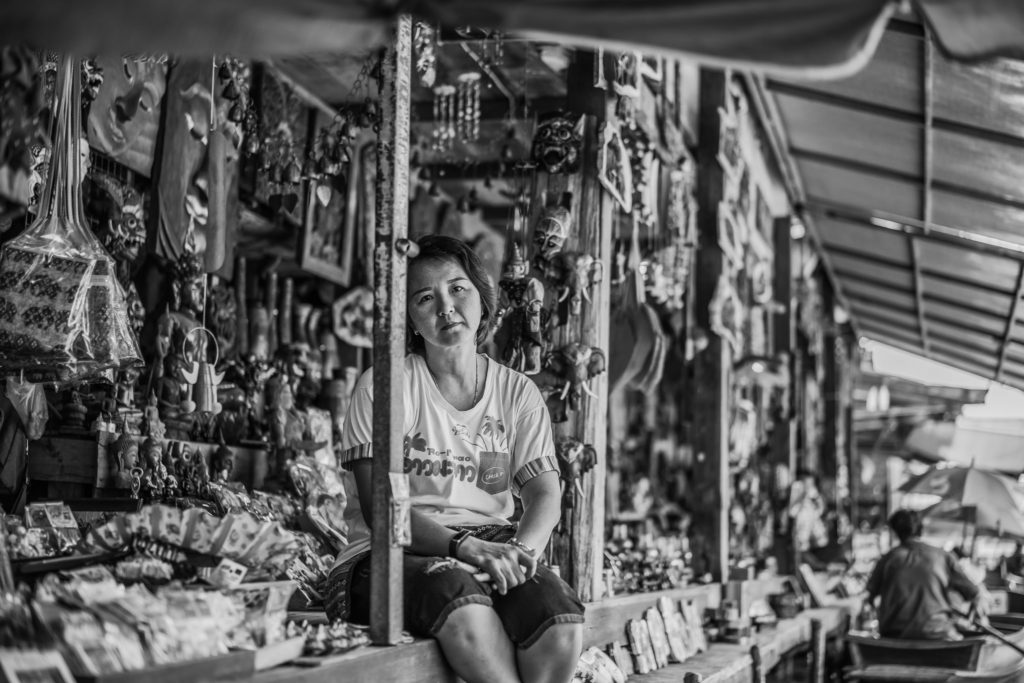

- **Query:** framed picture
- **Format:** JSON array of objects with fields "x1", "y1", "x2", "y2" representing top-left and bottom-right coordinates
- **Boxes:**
[
  {"x1": 640, "y1": 55, "x2": 664, "y2": 88},
  {"x1": 611, "y1": 52, "x2": 643, "y2": 99},
  {"x1": 717, "y1": 202, "x2": 743, "y2": 267},
  {"x1": 598, "y1": 121, "x2": 633, "y2": 214},
  {"x1": 756, "y1": 185, "x2": 772, "y2": 236},
  {"x1": 0, "y1": 649, "x2": 76, "y2": 683},
  {"x1": 717, "y1": 106, "x2": 742, "y2": 180},
  {"x1": 710, "y1": 272, "x2": 744, "y2": 354}
]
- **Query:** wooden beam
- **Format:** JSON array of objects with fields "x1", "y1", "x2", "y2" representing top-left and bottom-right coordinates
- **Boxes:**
[
  {"x1": 913, "y1": 28, "x2": 935, "y2": 356},
  {"x1": 692, "y1": 68, "x2": 730, "y2": 582},
  {"x1": 766, "y1": 79, "x2": 1024, "y2": 153},
  {"x1": 995, "y1": 263, "x2": 1024, "y2": 383},
  {"x1": 771, "y1": 215, "x2": 797, "y2": 573},
  {"x1": 789, "y1": 146, "x2": 1024, "y2": 214},
  {"x1": 909, "y1": 239, "x2": 930, "y2": 355},
  {"x1": 810, "y1": 198, "x2": 1024, "y2": 264},
  {"x1": 370, "y1": 14, "x2": 412, "y2": 646}
]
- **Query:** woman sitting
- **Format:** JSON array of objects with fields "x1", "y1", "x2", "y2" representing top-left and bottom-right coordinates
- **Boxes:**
[{"x1": 325, "y1": 235, "x2": 584, "y2": 683}]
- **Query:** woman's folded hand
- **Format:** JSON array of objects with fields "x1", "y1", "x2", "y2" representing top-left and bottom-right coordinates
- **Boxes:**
[{"x1": 459, "y1": 537, "x2": 538, "y2": 595}]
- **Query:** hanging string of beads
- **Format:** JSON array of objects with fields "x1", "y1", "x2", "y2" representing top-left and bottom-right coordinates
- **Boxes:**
[{"x1": 456, "y1": 72, "x2": 481, "y2": 143}]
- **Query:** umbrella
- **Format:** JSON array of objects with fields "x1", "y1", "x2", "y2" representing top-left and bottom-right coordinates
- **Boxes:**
[{"x1": 899, "y1": 465, "x2": 1024, "y2": 538}]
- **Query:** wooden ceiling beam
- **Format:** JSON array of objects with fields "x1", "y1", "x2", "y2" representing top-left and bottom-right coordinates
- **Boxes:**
[
  {"x1": 766, "y1": 79, "x2": 1024, "y2": 152},
  {"x1": 807, "y1": 197, "x2": 1024, "y2": 264},
  {"x1": 914, "y1": 32, "x2": 935, "y2": 355},
  {"x1": 790, "y1": 146, "x2": 1024, "y2": 213},
  {"x1": 995, "y1": 263, "x2": 1024, "y2": 383}
]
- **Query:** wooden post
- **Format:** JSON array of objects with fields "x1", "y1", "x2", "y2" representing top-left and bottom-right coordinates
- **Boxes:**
[
  {"x1": 750, "y1": 644, "x2": 766, "y2": 683},
  {"x1": 691, "y1": 68, "x2": 730, "y2": 582},
  {"x1": 771, "y1": 216, "x2": 796, "y2": 573},
  {"x1": 810, "y1": 618, "x2": 826, "y2": 683},
  {"x1": 822, "y1": 280, "x2": 839, "y2": 518},
  {"x1": 370, "y1": 13, "x2": 412, "y2": 646}
]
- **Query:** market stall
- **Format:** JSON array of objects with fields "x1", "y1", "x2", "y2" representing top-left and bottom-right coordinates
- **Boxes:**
[{"x1": 0, "y1": 17, "x2": 859, "y2": 682}]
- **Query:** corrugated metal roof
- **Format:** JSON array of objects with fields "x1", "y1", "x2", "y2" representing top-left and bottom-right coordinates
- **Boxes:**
[{"x1": 760, "y1": 18, "x2": 1024, "y2": 390}]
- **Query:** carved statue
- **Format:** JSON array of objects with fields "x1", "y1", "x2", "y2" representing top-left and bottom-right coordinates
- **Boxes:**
[
  {"x1": 533, "y1": 194, "x2": 573, "y2": 264},
  {"x1": 212, "y1": 442, "x2": 235, "y2": 483},
  {"x1": 494, "y1": 242, "x2": 547, "y2": 375},
  {"x1": 110, "y1": 430, "x2": 140, "y2": 490},
  {"x1": 544, "y1": 251, "x2": 603, "y2": 318},
  {"x1": 151, "y1": 249, "x2": 206, "y2": 439},
  {"x1": 540, "y1": 343, "x2": 607, "y2": 422},
  {"x1": 556, "y1": 438, "x2": 598, "y2": 506},
  {"x1": 143, "y1": 392, "x2": 166, "y2": 440},
  {"x1": 62, "y1": 389, "x2": 88, "y2": 432},
  {"x1": 90, "y1": 171, "x2": 147, "y2": 337}
]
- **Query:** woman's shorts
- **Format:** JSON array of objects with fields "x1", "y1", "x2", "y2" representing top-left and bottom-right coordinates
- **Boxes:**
[{"x1": 345, "y1": 526, "x2": 585, "y2": 648}]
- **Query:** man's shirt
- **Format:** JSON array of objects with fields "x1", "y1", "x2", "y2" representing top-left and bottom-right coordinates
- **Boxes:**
[{"x1": 866, "y1": 539, "x2": 979, "y2": 640}]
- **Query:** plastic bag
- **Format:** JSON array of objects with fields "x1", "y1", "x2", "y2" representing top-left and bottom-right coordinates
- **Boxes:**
[{"x1": 0, "y1": 55, "x2": 141, "y2": 384}]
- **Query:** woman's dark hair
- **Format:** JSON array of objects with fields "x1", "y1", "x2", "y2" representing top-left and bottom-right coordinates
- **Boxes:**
[
  {"x1": 888, "y1": 509, "x2": 922, "y2": 543},
  {"x1": 406, "y1": 235, "x2": 498, "y2": 352}
]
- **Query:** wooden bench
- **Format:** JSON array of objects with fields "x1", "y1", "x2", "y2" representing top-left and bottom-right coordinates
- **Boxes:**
[{"x1": 255, "y1": 584, "x2": 857, "y2": 683}]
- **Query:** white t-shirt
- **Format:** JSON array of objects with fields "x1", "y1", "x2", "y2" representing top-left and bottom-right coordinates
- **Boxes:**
[{"x1": 333, "y1": 353, "x2": 558, "y2": 567}]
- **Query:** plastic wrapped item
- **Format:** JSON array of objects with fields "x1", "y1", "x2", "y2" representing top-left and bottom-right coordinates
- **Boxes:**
[{"x1": 0, "y1": 55, "x2": 141, "y2": 383}]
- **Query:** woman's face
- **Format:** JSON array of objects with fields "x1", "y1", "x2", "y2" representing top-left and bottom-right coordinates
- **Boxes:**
[{"x1": 408, "y1": 258, "x2": 483, "y2": 351}]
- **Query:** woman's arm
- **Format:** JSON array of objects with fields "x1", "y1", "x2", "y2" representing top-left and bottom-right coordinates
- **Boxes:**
[
  {"x1": 507, "y1": 470, "x2": 561, "y2": 552},
  {"x1": 351, "y1": 460, "x2": 537, "y2": 594}
]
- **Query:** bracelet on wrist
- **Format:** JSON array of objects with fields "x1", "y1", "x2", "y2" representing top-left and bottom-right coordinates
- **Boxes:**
[
  {"x1": 448, "y1": 529, "x2": 471, "y2": 559},
  {"x1": 507, "y1": 537, "x2": 536, "y2": 556}
]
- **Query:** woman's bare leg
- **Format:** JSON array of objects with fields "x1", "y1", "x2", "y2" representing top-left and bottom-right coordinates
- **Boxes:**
[
  {"x1": 515, "y1": 622, "x2": 583, "y2": 683},
  {"x1": 435, "y1": 603, "x2": 520, "y2": 683}
]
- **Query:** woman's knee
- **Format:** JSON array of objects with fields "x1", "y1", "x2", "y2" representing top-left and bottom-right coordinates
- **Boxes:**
[{"x1": 525, "y1": 621, "x2": 583, "y2": 655}]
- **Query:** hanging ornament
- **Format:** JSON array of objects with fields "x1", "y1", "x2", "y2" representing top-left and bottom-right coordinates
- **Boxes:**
[
  {"x1": 456, "y1": 72, "x2": 481, "y2": 143},
  {"x1": 432, "y1": 85, "x2": 456, "y2": 152},
  {"x1": 414, "y1": 22, "x2": 438, "y2": 88}
]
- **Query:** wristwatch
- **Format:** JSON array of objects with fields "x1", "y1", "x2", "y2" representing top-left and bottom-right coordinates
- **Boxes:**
[{"x1": 448, "y1": 529, "x2": 471, "y2": 558}]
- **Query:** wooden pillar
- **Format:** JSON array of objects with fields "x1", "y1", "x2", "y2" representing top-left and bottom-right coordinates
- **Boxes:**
[
  {"x1": 691, "y1": 68, "x2": 730, "y2": 582},
  {"x1": 809, "y1": 618, "x2": 826, "y2": 683},
  {"x1": 750, "y1": 644, "x2": 766, "y2": 683},
  {"x1": 370, "y1": 13, "x2": 412, "y2": 646},
  {"x1": 822, "y1": 280, "x2": 840, "y2": 516},
  {"x1": 771, "y1": 216, "x2": 795, "y2": 473}
]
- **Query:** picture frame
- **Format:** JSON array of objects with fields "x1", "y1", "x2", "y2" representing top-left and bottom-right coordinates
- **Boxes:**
[
  {"x1": 640, "y1": 55, "x2": 664, "y2": 88},
  {"x1": 0, "y1": 649, "x2": 76, "y2": 683},
  {"x1": 611, "y1": 52, "x2": 643, "y2": 99},
  {"x1": 717, "y1": 105, "x2": 742, "y2": 180},
  {"x1": 756, "y1": 185, "x2": 772, "y2": 236},
  {"x1": 710, "y1": 272, "x2": 745, "y2": 354},
  {"x1": 717, "y1": 202, "x2": 743, "y2": 267},
  {"x1": 598, "y1": 121, "x2": 633, "y2": 214}
]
